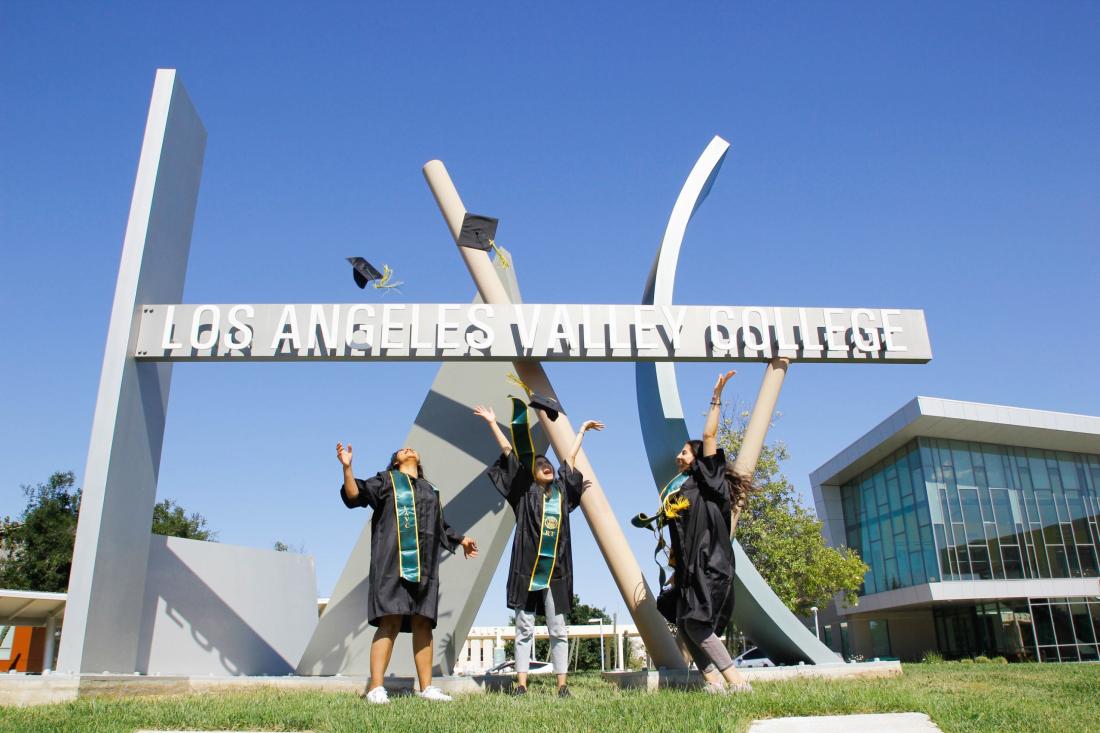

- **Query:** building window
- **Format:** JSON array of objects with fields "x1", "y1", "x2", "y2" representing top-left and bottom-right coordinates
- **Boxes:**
[
  {"x1": 869, "y1": 619, "x2": 892, "y2": 658},
  {"x1": 841, "y1": 443, "x2": 939, "y2": 594},
  {"x1": 842, "y1": 438, "x2": 1100, "y2": 595}
]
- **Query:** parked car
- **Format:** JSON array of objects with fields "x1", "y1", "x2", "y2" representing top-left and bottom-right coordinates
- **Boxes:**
[
  {"x1": 486, "y1": 659, "x2": 554, "y2": 676},
  {"x1": 734, "y1": 647, "x2": 774, "y2": 668}
]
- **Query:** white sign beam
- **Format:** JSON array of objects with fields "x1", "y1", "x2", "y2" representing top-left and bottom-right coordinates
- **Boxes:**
[{"x1": 135, "y1": 302, "x2": 931, "y2": 362}]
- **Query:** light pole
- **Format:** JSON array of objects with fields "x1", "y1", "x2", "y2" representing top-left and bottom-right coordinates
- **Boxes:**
[
  {"x1": 811, "y1": 606, "x2": 820, "y2": 640},
  {"x1": 588, "y1": 618, "x2": 605, "y2": 671}
]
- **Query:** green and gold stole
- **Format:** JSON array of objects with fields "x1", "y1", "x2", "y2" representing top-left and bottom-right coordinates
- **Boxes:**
[
  {"x1": 390, "y1": 470, "x2": 422, "y2": 583},
  {"x1": 509, "y1": 397, "x2": 563, "y2": 592},
  {"x1": 630, "y1": 471, "x2": 691, "y2": 588}
]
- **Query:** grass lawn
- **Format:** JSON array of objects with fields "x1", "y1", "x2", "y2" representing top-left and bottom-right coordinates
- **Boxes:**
[{"x1": 2, "y1": 663, "x2": 1097, "y2": 733}]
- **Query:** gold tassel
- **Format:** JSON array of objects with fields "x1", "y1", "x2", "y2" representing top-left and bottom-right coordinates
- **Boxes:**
[
  {"x1": 489, "y1": 239, "x2": 511, "y2": 269},
  {"x1": 663, "y1": 494, "x2": 691, "y2": 520},
  {"x1": 372, "y1": 264, "x2": 404, "y2": 291},
  {"x1": 506, "y1": 372, "x2": 533, "y2": 397}
]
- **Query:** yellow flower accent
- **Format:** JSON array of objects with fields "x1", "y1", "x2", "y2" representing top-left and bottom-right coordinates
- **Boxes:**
[{"x1": 663, "y1": 494, "x2": 691, "y2": 520}]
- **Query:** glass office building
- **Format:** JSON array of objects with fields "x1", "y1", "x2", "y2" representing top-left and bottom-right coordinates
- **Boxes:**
[{"x1": 812, "y1": 398, "x2": 1100, "y2": 662}]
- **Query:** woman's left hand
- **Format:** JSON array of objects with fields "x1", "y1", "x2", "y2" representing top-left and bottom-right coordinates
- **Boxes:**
[
  {"x1": 713, "y1": 370, "x2": 736, "y2": 397},
  {"x1": 460, "y1": 537, "x2": 479, "y2": 558}
]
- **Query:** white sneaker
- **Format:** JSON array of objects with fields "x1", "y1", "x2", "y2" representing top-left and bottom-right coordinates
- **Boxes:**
[
  {"x1": 365, "y1": 686, "x2": 389, "y2": 704},
  {"x1": 418, "y1": 685, "x2": 453, "y2": 702}
]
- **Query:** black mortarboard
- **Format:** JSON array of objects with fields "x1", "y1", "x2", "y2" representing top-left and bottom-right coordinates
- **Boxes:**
[
  {"x1": 346, "y1": 257, "x2": 384, "y2": 289},
  {"x1": 527, "y1": 392, "x2": 566, "y2": 422},
  {"x1": 457, "y1": 213, "x2": 499, "y2": 251}
]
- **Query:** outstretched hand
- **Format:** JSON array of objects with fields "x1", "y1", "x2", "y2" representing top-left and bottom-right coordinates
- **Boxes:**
[
  {"x1": 336, "y1": 442, "x2": 353, "y2": 468},
  {"x1": 713, "y1": 370, "x2": 737, "y2": 397},
  {"x1": 473, "y1": 405, "x2": 497, "y2": 423},
  {"x1": 460, "y1": 537, "x2": 479, "y2": 558},
  {"x1": 581, "y1": 419, "x2": 606, "y2": 433}
]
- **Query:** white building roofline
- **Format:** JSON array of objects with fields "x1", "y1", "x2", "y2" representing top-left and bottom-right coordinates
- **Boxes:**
[{"x1": 811, "y1": 397, "x2": 1100, "y2": 490}]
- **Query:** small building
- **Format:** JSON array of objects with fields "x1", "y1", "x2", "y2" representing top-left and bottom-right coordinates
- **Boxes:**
[{"x1": 811, "y1": 397, "x2": 1100, "y2": 662}]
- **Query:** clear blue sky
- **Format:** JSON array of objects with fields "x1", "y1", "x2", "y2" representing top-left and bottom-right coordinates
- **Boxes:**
[{"x1": 2, "y1": 2, "x2": 1098, "y2": 625}]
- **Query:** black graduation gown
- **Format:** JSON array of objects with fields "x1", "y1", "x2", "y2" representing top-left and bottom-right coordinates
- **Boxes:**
[
  {"x1": 487, "y1": 451, "x2": 585, "y2": 616},
  {"x1": 340, "y1": 471, "x2": 464, "y2": 633},
  {"x1": 666, "y1": 448, "x2": 735, "y2": 633}
]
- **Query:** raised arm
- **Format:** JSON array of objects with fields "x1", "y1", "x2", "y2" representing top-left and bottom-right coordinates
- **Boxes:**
[
  {"x1": 337, "y1": 442, "x2": 358, "y2": 498},
  {"x1": 568, "y1": 419, "x2": 605, "y2": 466},
  {"x1": 702, "y1": 370, "x2": 736, "y2": 457},
  {"x1": 473, "y1": 405, "x2": 512, "y2": 455}
]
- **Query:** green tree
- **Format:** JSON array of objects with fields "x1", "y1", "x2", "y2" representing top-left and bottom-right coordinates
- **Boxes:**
[
  {"x1": 151, "y1": 499, "x2": 216, "y2": 541},
  {"x1": 0, "y1": 472, "x2": 81, "y2": 592},
  {"x1": 1, "y1": 472, "x2": 217, "y2": 593},
  {"x1": 720, "y1": 412, "x2": 867, "y2": 615}
]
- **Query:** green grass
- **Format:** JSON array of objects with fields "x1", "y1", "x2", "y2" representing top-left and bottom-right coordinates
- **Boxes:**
[{"x1": 2, "y1": 663, "x2": 1098, "y2": 733}]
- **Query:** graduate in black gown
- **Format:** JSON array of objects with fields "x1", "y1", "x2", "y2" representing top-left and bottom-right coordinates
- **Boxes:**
[
  {"x1": 473, "y1": 398, "x2": 603, "y2": 698},
  {"x1": 644, "y1": 370, "x2": 753, "y2": 694},
  {"x1": 336, "y1": 442, "x2": 479, "y2": 704}
]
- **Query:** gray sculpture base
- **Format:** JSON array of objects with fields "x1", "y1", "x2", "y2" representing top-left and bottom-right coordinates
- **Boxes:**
[
  {"x1": 0, "y1": 673, "x2": 511, "y2": 708},
  {"x1": 602, "y1": 661, "x2": 903, "y2": 691}
]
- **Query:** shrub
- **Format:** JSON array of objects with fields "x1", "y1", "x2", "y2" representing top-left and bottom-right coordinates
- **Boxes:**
[
  {"x1": 974, "y1": 655, "x2": 991, "y2": 663},
  {"x1": 921, "y1": 650, "x2": 944, "y2": 664},
  {"x1": 960, "y1": 658, "x2": 974, "y2": 664},
  {"x1": 991, "y1": 656, "x2": 1009, "y2": 664}
]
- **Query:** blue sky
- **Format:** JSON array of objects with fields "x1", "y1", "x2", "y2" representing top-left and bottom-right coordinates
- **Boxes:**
[{"x1": 2, "y1": 2, "x2": 1098, "y2": 625}]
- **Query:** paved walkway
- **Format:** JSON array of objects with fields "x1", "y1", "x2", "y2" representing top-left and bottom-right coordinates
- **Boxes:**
[{"x1": 748, "y1": 713, "x2": 943, "y2": 732}]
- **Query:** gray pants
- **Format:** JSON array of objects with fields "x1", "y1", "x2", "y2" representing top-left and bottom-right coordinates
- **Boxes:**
[
  {"x1": 678, "y1": 619, "x2": 734, "y2": 674},
  {"x1": 515, "y1": 590, "x2": 568, "y2": 675}
]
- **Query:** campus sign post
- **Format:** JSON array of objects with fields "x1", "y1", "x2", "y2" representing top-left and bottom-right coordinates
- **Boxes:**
[{"x1": 58, "y1": 70, "x2": 930, "y2": 679}]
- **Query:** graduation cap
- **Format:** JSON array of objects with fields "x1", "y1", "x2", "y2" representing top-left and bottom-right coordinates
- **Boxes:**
[
  {"x1": 506, "y1": 373, "x2": 565, "y2": 421},
  {"x1": 458, "y1": 213, "x2": 510, "y2": 268},
  {"x1": 347, "y1": 257, "x2": 404, "y2": 292},
  {"x1": 527, "y1": 391, "x2": 566, "y2": 422},
  {"x1": 458, "y1": 214, "x2": 498, "y2": 251},
  {"x1": 346, "y1": 257, "x2": 383, "y2": 289}
]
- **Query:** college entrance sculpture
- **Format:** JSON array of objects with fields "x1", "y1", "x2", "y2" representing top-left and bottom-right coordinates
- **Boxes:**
[{"x1": 58, "y1": 70, "x2": 930, "y2": 677}]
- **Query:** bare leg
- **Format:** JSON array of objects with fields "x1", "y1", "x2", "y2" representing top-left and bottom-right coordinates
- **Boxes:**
[
  {"x1": 369, "y1": 615, "x2": 402, "y2": 690},
  {"x1": 517, "y1": 671, "x2": 528, "y2": 688},
  {"x1": 411, "y1": 615, "x2": 434, "y2": 691},
  {"x1": 721, "y1": 663, "x2": 747, "y2": 687}
]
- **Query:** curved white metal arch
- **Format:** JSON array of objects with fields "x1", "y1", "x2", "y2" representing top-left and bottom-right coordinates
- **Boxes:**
[{"x1": 635, "y1": 136, "x2": 838, "y2": 665}]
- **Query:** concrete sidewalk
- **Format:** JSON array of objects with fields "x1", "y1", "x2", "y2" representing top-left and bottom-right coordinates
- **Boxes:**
[{"x1": 749, "y1": 713, "x2": 943, "y2": 732}]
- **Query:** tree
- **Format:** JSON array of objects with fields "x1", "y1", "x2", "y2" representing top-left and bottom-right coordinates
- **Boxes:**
[
  {"x1": 151, "y1": 499, "x2": 216, "y2": 541},
  {"x1": 720, "y1": 412, "x2": 867, "y2": 616},
  {"x1": 0, "y1": 472, "x2": 217, "y2": 593},
  {"x1": 0, "y1": 472, "x2": 81, "y2": 592}
]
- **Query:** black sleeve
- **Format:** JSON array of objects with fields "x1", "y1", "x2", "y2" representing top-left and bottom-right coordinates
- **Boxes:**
[
  {"x1": 559, "y1": 462, "x2": 586, "y2": 512},
  {"x1": 487, "y1": 451, "x2": 529, "y2": 506},
  {"x1": 437, "y1": 501, "x2": 465, "y2": 554},
  {"x1": 340, "y1": 472, "x2": 387, "y2": 510},
  {"x1": 693, "y1": 448, "x2": 732, "y2": 510}
]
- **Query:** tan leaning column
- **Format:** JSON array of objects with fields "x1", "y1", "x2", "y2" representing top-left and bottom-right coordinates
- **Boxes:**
[
  {"x1": 423, "y1": 160, "x2": 686, "y2": 670},
  {"x1": 730, "y1": 357, "x2": 790, "y2": 533}
]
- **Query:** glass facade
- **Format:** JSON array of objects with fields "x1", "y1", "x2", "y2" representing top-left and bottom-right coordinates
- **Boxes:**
[
  {"x1": 934, "y1": 598, "x2": 1100, "y2": 662},
  {"x1": 921, "y1": 438, "x2": 1100, "y2": 582},
  {"x1": 841, "y1": 442, "x2": 940, "y2": 594},
  {"x1": 841, "y1": 438, "x2": 1100, "y2": 594}
]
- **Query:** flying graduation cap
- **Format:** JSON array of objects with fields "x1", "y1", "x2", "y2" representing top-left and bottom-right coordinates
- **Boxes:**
[
  {"x1": 347, "y1": 257, "x2": 403, "y2": 291},
  {"x1": 458, "y1": 213, "x2": 510, "y2": 268},
  {"x1": 346, "y1": 257, "x2": 384, "y2": 288},
  {"x1": 527, "y1": 391, "x2": 566, "y2": 422},
  {"x1": 506, "y1": 373, "x2": 566, "y2": 421}
]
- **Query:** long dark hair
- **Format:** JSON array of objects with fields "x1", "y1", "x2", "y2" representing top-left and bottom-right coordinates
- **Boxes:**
[
  {"x1": 686, "y1": 439, "x2": 753, "y2": 506},
  {"x1": 388, "y1": 450, "x2": 426, "y2": 480}
]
